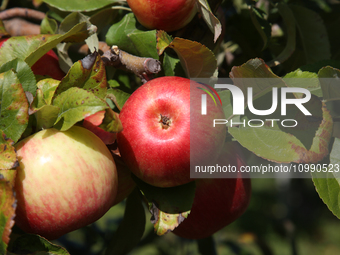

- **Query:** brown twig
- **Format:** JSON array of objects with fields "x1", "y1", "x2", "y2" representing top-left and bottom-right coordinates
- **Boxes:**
[
  {"x1": 3, "y1": 18, "x2": 40, "y2": 36},
  {"x1": 102, "y1": 45, "x2": 161, "y2": 83},
  {"x1": 0, "y1": 7, "x2": 45, "y2": 21}
]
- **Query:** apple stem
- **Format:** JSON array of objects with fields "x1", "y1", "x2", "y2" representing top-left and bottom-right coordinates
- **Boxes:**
[
  {"x1": 101, "y1": 45, "x2": 161, "y2": 84},
  {"x1": 159, "y1": 114, "x2": 171, "y2": 129}
]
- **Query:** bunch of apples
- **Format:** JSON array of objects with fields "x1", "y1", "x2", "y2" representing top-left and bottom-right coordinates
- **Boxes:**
[
  {"x1": 117, "y1": 76, "x2": 251, "y2": 239},
  {"x1": 10, "y1": 0, "x2": 251, "y2": 241}
]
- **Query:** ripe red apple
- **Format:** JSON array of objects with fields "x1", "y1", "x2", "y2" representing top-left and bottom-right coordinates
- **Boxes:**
[
  {"x1": 126, "y1": 0, "x2": 197, "y2": 32},
  {"x1": 0, "y1": 37, "x2": 65, "y2": 80},
  {"x1": 172, "y1": 141, "x2": 251, "y2": 239},
  {"x1": 117, "y1": 76, "x2": 226, "y2": 187},
  {"x1": 14, "y1": 126, "x2": 118, "y2": 240}
]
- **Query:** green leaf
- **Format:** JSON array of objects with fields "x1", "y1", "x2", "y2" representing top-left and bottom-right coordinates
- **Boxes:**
[
  {"x1": 169, "y1": 38, "x2": 217, "y2": 78},
  {"x1": 9, "y1": 234, "x2": 69, "y2": 254},
  {"x1": 230, "y1": 58, "x2": 286, "y2": 99},
  {"x1": 267, "y1": 3, "x2": 296, "y2": 67},
  {"x1": 0, "y1": 70, "x2": 29, "y2": 143},
  {"x1": 0, "y1": 58, "x2": 37, "y2": 96},
  {"x1": 52, "y1": 87, "x2": 108, "y2": 131},
  {"x1": 229, "y1": 97, "x2": 333, "y2": 163},
  {"x1": 299, "y1": 60, "x2": 340, "y2": 73},
  {"x1": 283, "y1": 70, "x2": 322, "y2": 97},
  {"x1": 36, "y1": 78, "x2": 60, "y2": 105},
  {"x1": 156, "y1": 30, "x2": 173, "y2": 56},
  {"x1": 290, "y1": 4, "x2": 331, "y2": 64},
  {"x1": 312, "y1": 138, "x2": 340, "y2": 219},
  {"x1": 98, "y1": 108, "x2": 122, "y2": 133},
  {"x1": 53, "y1": 51, "x2": 108, "y2": 99},
  {"x1": 249, "y1": 6, "x2": 271, "y2": 50},
  {"x1": 132, "y1": 175, "x2": 195, "y2": 235},
  {"x1": 0, "y1": 20, "x2": 10, "y2": 38},
  {"x1": 0, "y1": 18, "x2": 95, "y2": 67},
  {"x1": 318, "y1": 66, "x2": 340, "y2": 101},
  {"x1": 42, "y1": 0, "x2": 119, "y2": 12},
  {"x1": 40, "y1": 13, "x2": 58, "y2": 35},
  {"x1": 106, "y1": 13, "x2": 158, "y2": 58},
  {"x1": 0, "y1": 131, "x2": 18, "y2": 170},
  {"x1": 104, "y1": 189, "x2": 145, "y2": 255},
  {"x1": 196, "y1": 0, "x2": 222, "y2": 43},
  {"x1": 0, "y1": 170, "x2": 17, "y2": 254},
  {"x1": 163, "y1": 52, "x2": 180, "y2": 77},
  {"x1": 106, "y1": 88, "x2": 130, "y2": 110}
]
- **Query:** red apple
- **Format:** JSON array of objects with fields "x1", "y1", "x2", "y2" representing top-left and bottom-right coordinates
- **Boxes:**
[
  {"x1": 83, "y1": 110, "x2": 117, "y2": 145},
  {"x1": 0, "y1": 37, "x2": 65, "y2": 80},
  {"x1": 126, "y1": 0, "x2": 197, "y2": 32},
  {"x1": 14, "y1": 126, "x2": 118, "y2": 240},
  {"x1": 172, "y1": 141, "x2": 251, "y2": 239},
  {"x1": 117, "y1": 76, "x2": 226, "y2": 187}
]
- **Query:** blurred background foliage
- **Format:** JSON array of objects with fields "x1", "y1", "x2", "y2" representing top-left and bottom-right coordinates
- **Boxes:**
[{"x1": 43, "y1": 178, "x2": 340, "y2": 255}]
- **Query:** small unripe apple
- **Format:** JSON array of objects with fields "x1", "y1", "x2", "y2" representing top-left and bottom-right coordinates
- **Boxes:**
[
  {"x1": 126, "y1": 0, "x2": 197, "y2": 32},
  {"x1": 117, "y1": 76, "x2": 226, "y2": 188},
  {"x1": 0, "y1": 37, "x2": 65, "y2": 80},
  {"x1": 172, "y1": 141, "x2": 251, "y2": 239},
  {"x1": 14, "y1": 126, "x2": 118, "y2": 240},
  {"x1": 83, "y1": 110, "x2": 117, "y2": 145}
]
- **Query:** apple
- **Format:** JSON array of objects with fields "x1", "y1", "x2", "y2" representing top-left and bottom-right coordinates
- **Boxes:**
[
  {"x1": 117, "y1": 76, "x2": 226, "y2": 187},
  {"x1": 14, "y1": 126, "x2": 118, "y2": 240},
  {"x1": 126, "y1": 0, "x2": 197, "y2": 32},
  {"x1": 0, "y1": 37, "x2": 65, "y2": 80},
  {"x1": 172, "y1": 141, "x2": 251, "y2": 239},
  {"x1": 83, "y1": 110, "x2": 117, "y2": 145}
]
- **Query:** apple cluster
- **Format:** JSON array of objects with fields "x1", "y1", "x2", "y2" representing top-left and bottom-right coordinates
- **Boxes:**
[{"x1": 117, "y1": 76, "x2": 251, "y2": 239}]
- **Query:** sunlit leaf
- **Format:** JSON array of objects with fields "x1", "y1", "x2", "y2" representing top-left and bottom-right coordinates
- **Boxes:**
[
  {"x1": 0, "y1": 71, "x2": 29, "y2": 143},
  {"x1": 42, "y1": 0, "x2": 119, "y2": 12},
  {"x1": 53, "y1": 87, "x2": 108, "y2": 131},
  {"x1": 0, "y1": 58, "x2": 37, "y2": 96},
  {"x1": 318, "y1": 66, "x2": 340, "y2": 101},
  {"x1": 229, "y1": 97, "x2": 333, "y2": 163},
  {"x1": 54, "y1": 51, "x2": 107, "y2": 100},
  {"x1": 0, "y1": 170, "x2": 17, "y2": 253},
  {"x1": 0, "y1": 131, "x2": 18, "y2": 170},
  {"x1": 312, "y1": 138, "x2": 340, "y2": 219}
]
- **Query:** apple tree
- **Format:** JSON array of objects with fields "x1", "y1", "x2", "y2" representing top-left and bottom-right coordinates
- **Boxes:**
[{"x1": 0, "y1": 0, "x2": 340, "y2": 254}]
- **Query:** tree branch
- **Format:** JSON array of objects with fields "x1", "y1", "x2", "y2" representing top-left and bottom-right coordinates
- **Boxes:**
[
  {"x1": 0, "y1": 7, "x2": 45, "y2": 21},
  {"x1": 102, "y1": 45, "x2": 161, "y2": 83}
]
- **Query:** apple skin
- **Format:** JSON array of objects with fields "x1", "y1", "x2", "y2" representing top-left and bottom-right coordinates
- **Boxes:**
[
  {"x1": 0, "y1": 38, "x2": 65, "y2": 80},
  {"x1": 126, "y1": 0, "x2": 197, "y2": 32},
  {"x1": 14, "y1": 126, "x2": 118, "y2": 240},
  {"x1": 172, "y1": 141, "x2": 251, "y2": 239},
  {"x1": 117, "y1": 76, "x2": 226, "y2": 188}
]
